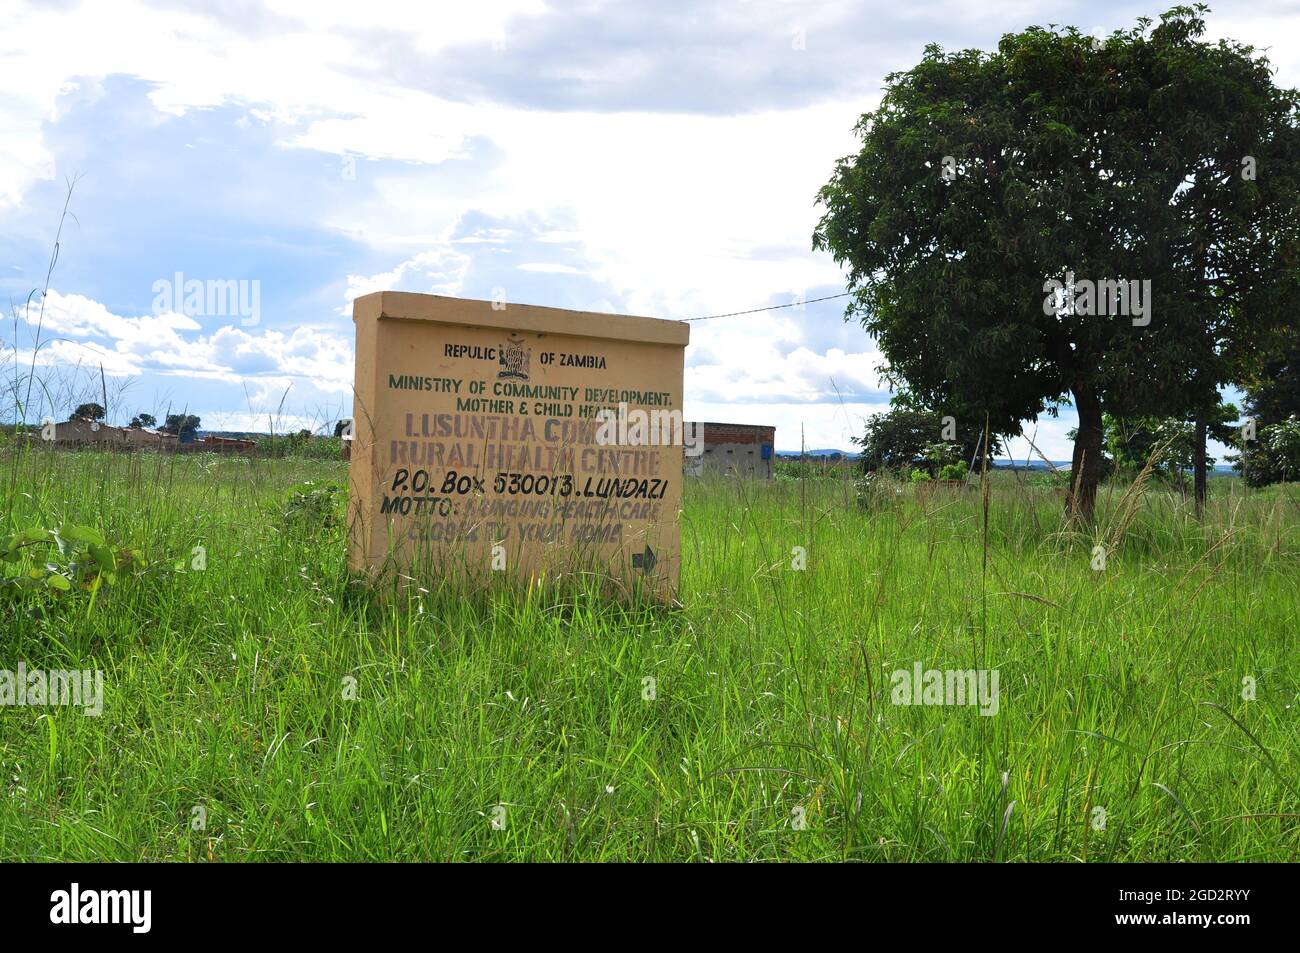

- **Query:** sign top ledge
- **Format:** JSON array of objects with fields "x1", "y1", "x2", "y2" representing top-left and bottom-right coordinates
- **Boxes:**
[{"x1": 353, "y1": 291, "x2": 690, "y2": 347}]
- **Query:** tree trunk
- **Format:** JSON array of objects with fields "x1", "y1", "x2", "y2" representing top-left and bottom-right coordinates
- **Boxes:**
[
  {"x1": 1193, "y1": 412, "x2": 1207, "y2": 518},
  {"x1": 1067, "y1": 387, "x2": 1104, "y2": 523}
]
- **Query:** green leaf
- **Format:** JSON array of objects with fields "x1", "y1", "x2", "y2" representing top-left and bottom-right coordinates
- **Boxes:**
[
  {"x1": 89, "y1": 543, "x2": 116, "y2": 573},
  {"x1": 1, "y1": 528, "x2": 50, "y2": 559},
  {"x1": 57, "y1": 524, "x2": 105, "y2": 547},
  {"x1": 44, "y1": 574, "x2": 71, "y2": 591}
]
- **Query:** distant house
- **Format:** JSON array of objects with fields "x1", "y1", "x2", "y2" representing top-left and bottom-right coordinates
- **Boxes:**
[
  {"x1": 197, "y1": 434, "x2": 257, "y2": 452},
  {"x1": 51, "y1": 417, "x2": 183, "y2": 450},
  {"x1": 684, "y1": 422, "x2": 776, "y2": 479},
  {"x1": 121, "y1": 426, "x2": 178, "y2": 449},
  {"x1": 53, "y1": 417, "x2": 122, "y2": 446}
]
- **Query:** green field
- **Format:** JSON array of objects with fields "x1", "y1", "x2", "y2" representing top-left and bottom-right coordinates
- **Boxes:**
[{"x1": 0, "y1": 449, "x2": 1296, "y2": 861}]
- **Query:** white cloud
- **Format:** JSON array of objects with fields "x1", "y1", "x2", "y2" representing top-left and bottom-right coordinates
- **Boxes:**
[
  {"x1": 18, "y1": 290, "x2": 353, "y2": 392},
  {"x1": 342, "y1": 246, "x2": 472, "y2": 311},
  {"x1": 25, "y1": 290, "x2": 199, "y2": 339},
  {"x1": 518, "y1": 263, "x2": 585, "y2": 274}
]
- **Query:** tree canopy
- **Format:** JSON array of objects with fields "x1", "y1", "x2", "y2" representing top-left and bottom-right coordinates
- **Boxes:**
[
  {"x1": 71, "y1": 403, "x2": 105, "y2": 421},
  {"x1": 1239, "y1": 332, "x2": 1300, "y2": 484},
  {"x1": 814, "y1": 5, "x2": 1300, "y2": 519},
  {"x1": 160, "y1": 414, "x2": 201, "y2": 437},
  {"x1": 1103, "y1": 403, "x2": 1237, "y2": 478},
  {"x1": 856, "y1": 396, "x2": 1000, "y2": 471}
]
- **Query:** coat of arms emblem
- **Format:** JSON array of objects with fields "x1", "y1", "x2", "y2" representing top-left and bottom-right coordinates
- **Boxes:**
[{"x1": 498, "y1": 334, "x2": 531, "y2": 380}]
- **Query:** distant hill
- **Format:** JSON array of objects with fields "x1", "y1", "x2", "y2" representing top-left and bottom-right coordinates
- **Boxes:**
[
  {"x1": 772, "y1": 453, "x2": 1236, "y2": 475},
  {"x1": 776, "y1": 449, "x2": 861, "y2": 459}
]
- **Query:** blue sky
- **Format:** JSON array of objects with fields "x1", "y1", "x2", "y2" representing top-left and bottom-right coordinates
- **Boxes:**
[{"x1": 2, "y1": 1, "x2": 1295, "y2": 453}]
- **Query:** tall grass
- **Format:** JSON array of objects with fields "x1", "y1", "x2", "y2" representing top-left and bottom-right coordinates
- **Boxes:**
[{"x1": 0, "y1": 449, "x2": 1295, "y2": 861}]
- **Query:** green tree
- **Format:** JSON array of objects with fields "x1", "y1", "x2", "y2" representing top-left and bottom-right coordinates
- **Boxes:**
[
  {"x1": 1243, "y1": 338, "x2": 1300, "y2": 426},
  {"x1": 814, "y1": 5, "x2": 1300, "y2": 521},
  {"x1": 71, "y1": 402, "x2": 105, "y2": 422},
  {"x1": 856, "y1": 397, "x2": 997, "y2": 471},
  {"x1": 1104, "y1": 402, "x2": 1237, "y2": 482},
  {"x1": 1253, "y1": 417, "x2": 1300, "y2": 484},
  {"x1": 1239, "y1": 332, "x2": 1300, "y2": 484},
  {"x1": 161, "y1": 414, "x2": 201, "y2": 437},
  {"x1": 1241, "y1": 416, "x2": 1300, "y2": 486}
]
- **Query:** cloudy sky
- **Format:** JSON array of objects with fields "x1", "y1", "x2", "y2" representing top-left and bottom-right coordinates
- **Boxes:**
[{"x1": 3, "y1": 1, "x2": 1296, "y2": 453}]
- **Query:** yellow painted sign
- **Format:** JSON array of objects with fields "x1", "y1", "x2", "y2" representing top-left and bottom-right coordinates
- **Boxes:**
[{"x1": 349, "y1": 292, "x2": 689, "y2": 599}]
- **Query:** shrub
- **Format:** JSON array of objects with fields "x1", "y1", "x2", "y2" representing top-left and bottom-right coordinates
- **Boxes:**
[
  {"x1": 1243, "y1": 416, "x2": 1300, "y2": 487},
  {"x1": 0, "y1": 524, "x2": 144, "y2": 604},
  {"x1": 854, "y1": 470, "x2": 903, "y2": 510},
  {"x1": 281, "y1": 481, "x2": 343, "y2": 532}
]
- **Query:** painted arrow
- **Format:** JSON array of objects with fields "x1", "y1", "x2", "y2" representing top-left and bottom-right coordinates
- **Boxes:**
[{"x1": 631, "y1": 545, "x2": 657, "y2": 573}]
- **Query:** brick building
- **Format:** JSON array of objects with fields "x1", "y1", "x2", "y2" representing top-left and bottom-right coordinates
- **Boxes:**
[
  {"x1": 198, "y1": 434, "x2": 257, "y2": 452},
  {"x1": 121, "y1": 426, "x2": 177, "y2": 449},
  {"x1": 52, "y1": 417, "x2": 117, "y2": 445},
  {"x1": 684, "y1": 422, "x2": 776, "y2": 479},
  {"x1": 51, "y1": 417, "x2": 179, "y2": 450}
]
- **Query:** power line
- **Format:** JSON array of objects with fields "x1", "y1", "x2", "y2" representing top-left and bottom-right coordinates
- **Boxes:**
[{"x1": 684, "y1": 291, "x2": 853, "y2": 322}]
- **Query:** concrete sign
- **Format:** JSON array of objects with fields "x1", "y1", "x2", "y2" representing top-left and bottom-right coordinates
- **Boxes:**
[{"x1": 349, "y1": 292, "x2": 690, "y2": 599}]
